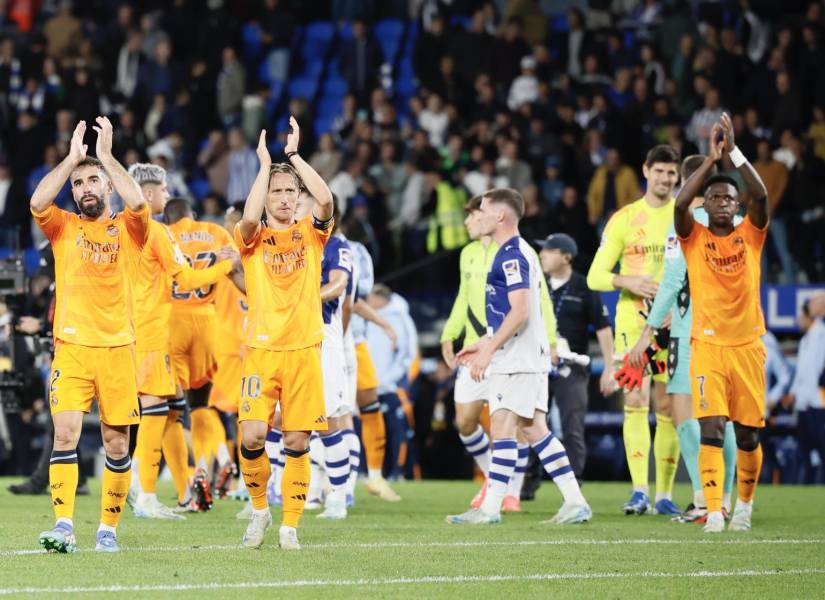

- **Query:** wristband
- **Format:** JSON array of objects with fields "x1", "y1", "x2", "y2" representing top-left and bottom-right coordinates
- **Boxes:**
[
  {"x1": 729, "y1": 146, "x2": 746, "y2": 168},
  {"x1": 286, "y1": 151, "x2": 298, "y2": 160}
]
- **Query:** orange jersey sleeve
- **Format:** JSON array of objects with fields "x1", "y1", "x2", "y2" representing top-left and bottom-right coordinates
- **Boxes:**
[
  {"x1": 234, "y1": 216, "x2": 332, "y2": 351},
  {"x1": 168, "y1": 218, "x2": 234, "y2": 313},
  {"x1": 33, "y1": 203, "x2": 149, "y2": 347},
  {"x1": 680, "y1": 216, "x2": 767, "y2": 346},
  {"x1": 133, "y1": 220, "x2": 177, "y2": 350}
]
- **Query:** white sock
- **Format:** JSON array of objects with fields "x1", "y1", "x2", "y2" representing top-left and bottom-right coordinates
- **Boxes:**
[
  {"x1": 723, "y1": 491, "x2": 732, "y2": 512},
  {"x1": 56, "y1": 517, "x2": 73, "y2": 530},
  {"x1": 342, "y1": 428, "x2": 361, "y2": 498},
  {"x1": 308, "y1": 433, "x2": 326, "y2": 501},
  {"x1": 694, "y1": 489, "x2": 705, "y2": 508},
  {"x1": 97, "y1": 523, "x2": 116, "y2": 534},
  {"x1": 320, "y1": 431, "x2": 349, "y2": 505},
  {"x1": 655, "y1": 491, "x2": 671, "y2": 502},
  {"x1": 265, "y1": 429, "x2": 284, "y2": 496},
  {"x1": 137, "y1": 491, "x2": 157, "y2": 505},
  {"x1": 480, "y1": 439, "x2": 517, "y2": 516},
  {"x1": 368, "y1": 468, "x2": 382, "y2": 480},
  {"x1": 532, "y1": 432, "x2": 586, "y2": 505},
  {"x1": 459, "y1": 425, "x2": 491, "y2": 476},
  {"x1": 217, "y1": 442, "x2": 231, "y2": 467},
  {"x1": 506, "y1": 444, "x2": 529, "y2": 498}
]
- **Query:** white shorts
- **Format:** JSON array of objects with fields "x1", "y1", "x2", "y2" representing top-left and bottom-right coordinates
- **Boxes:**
[
  {"x1": 454, "y1": 366, "x2": 489, "y2": 404},
  {"x1": 322, "y1": 342, "x2": 349, "y2": 418},
  {"x1": 343, "y1": 337, "x2": 358, "y2": 414},
  {"x1": 487, "y1": 372, "x2": 549, "y2": 419}
]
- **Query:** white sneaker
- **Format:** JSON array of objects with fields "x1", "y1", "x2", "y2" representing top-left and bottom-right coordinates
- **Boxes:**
[
  {"x1": 703, "y1": 510, "x2": 725, "y2": 533},
  {"x1": 545, "y1": 502, "x2": 593, "y2": 524},
  {"x1": 134, "y1": 496, "x2": 185, "y2": 520},
  {"x1": 279, "y1": 525, "x2": 301, "y2": 550},
  {"x1": 235, "y1": 501, "x2": 253, "y2": 520},
  {"x1": 242, "y1": 510, "x2": 272, "y2": 549},
  {"x1": 445, "y1": 508, "x2": 502, "y2": 525},
  {"x1": 366, "y1": 477, "x2": 401, "y2": 502},
  {"x1": 728, "y1": 500, "x2": 752, "y2": 531},
  {"x1": 317, "y1": 500, "x2": 347, "y2": 520}
]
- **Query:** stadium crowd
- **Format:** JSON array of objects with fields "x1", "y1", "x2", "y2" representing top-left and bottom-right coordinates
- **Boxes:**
[{"x1": 0, "y1": 0, "x2": 824, "y2": 491}]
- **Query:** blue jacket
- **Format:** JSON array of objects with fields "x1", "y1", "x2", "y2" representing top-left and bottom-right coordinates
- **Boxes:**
[{"x1": 365, "y1": 293, "x2": 418, "y2": 395}]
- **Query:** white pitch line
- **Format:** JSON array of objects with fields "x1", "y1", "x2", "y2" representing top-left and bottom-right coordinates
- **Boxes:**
[
  {"x1": 1, "y1": 568, "x2": 824, "y2": 595},
  {"x1": 1, "y1": 537, "x2": 822, "y2": 557}
]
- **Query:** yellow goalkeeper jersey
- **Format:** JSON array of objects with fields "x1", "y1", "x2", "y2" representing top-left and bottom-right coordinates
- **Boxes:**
[{"x1": 586, "y1": 196, "x2": 673, "y2": 350}]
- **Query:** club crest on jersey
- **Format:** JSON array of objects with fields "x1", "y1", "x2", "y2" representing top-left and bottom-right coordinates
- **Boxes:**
[
  {"x1": 107, "y1": 225, "x2": 119, "y2": 237},
  {"x1": 292, "y1": 230, "x2": 303, "y2": 243},
  {"x1": 502, "y1": 259, "x2": 522, "y2": 285}
]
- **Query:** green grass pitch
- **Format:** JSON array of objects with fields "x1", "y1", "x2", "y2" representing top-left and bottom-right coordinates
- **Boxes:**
[{"x1": 0, "y1": 478, "x2": 823, "y2": 598}]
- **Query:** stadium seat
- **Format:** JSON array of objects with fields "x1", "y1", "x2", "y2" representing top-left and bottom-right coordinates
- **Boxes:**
[
  {"x1": 323, "y1": 76, "x2": 348, "y2": 97},
  {"x1": 551, "y1": 13, "x2": 569, "y2": 33},
  {"x1": 315, "y1": 114, "x2": 335, "y2": 137},
  {"x1": 375, "y1": 19, "x2": 404, "y2": 63},
  {"x1": 241, "y1": 23, "x2": 263, "y2": 62},
  {"x1": 190, "y1": 177, "x2": 210, "y2": 201},
  {"x1": 287, "y1": 77, "x2": 318, "y2": 100},
  {"x1": 301, "y1": 21, "x2": 335, "y2": 61},
  {"x1": 318, "y1": 95, "x2": 344, "y2": 119}
]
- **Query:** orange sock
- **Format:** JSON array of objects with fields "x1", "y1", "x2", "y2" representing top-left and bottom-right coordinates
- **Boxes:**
[
  {"x1": 737, "y1": 445, "x2": 762, "y2": 502},
  {"x1": 699, "y1": 442, "x2": 724, "y2": 513},
  {"x1": 360, "y1": 407, "x2": 386, "y2": 473},
  {"x1": 239, "y1": 445, "x2": 270, "y2": 510},
  {"x1": 49, "y1": 450, "x2": 79, "y2": 522},
  {"x1": 137, "y1": 404, "x2": 169, "y2": 493},
  {"x1": 100, "y1": 455, "x2": 131, "y2": 527},
  {"x1": 281, "y1": 448, "x2": 310, "y2": 528},
  {"x1": 162, "y1": 411, "x2": 190, "y2": 503},
  {"x1": 190, "y1": 408, "x2": 213, "y2": 469}
]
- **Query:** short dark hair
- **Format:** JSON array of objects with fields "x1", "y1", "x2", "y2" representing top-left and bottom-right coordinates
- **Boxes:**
[
  {"x1": 464, "y1": 194, "x2": 483, "y2": 213},
  {"x1": 163, "y1": 197, "x2": 193, "y2": 224},
  {"x1": 703, "y1": 174, "x2": 740, "y2": 194},
  {"x1": 72, "y1": 157, "x2": 108, "y2": 180},
  {"x1": 681, "y1": 155, "x2": 715, "y2": 181},
  {"x1": 644, "y1": 144, "x2": 680, "y2": 167},
  {"x1": 483, "y1": 188, "x2": 524, "y2": 219}
]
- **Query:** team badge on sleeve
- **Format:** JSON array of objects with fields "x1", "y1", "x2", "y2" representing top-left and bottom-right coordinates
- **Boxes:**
[{"x1": 502, "y1": 259, "x2": 522, "y2": 285}]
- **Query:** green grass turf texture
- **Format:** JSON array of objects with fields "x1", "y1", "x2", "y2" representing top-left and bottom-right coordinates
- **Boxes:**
[{"x1": 0, "y1": 478, "x2": 823, "y2": 599}]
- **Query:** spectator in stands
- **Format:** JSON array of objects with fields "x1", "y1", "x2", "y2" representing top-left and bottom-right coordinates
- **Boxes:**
[
  {"x1": 225, "y1": 126, "x2": 257, "y2": 203},
  {"x1": 809, "y1": 105, "x2": 825, "y2": 161},
  {"x1": 783, "y1": 136, "x2": 825, "y2": 282},
  {"x1": 329, "y1": 156, "x2": 364, "y2": 214},
  {"x1": 216, "y1": 46, "x2": 245, "y2": 126},
  {"x1": 27, "y1": 145, "x2": 70, "y2": 211},
  {"x1": 43, "y1": 2, "x2": 81, "y2": 60},
  {"x1": 586, "y1": 148, "x2": 640, "y2": 228},
  {"x1": 754, "y1": 139, "x2": 794, "y2": 283},
  {"x1": 496, "y1": 139, "x2": 532, "y2": 191},
  {"x1": 0, "y1": 153, "x2": 29, "y2": 248},
  {"x1": 507, "y1": 55, "x2": 539, "y2": 111},
  {"x1": 556, "y1": 8, "x2": 591, "y2": 79},
  {"x1": 148, "y1": 138, "x2": 192, "y2": 201},
  {"x1": 259, "y1": 0, "x2": 295, "y2": 83},
  {"x1": 369, "y1": 141, "x2": 407, "y2": 219},
  {"x1": 365, "y1": 284, "x2": 418, "y2": 480},
  {"x1": 196, "y1": 129, "x2": 230, "y2": 197},
  {"x1": 772, "y1": 71, "x2": 802, "y2": 136},
  {"x1": 340, "y1": 19, "x2": 381, "y2": 106},
  {"x1": 789, "y1": 300, "x2": 825, "y2": 483},
  {"x1": 518, "y1": 184, "x2": 550, "y2": 242},
  {"x1": 495, "y1": 17, "x2": 532, "y2": 88},
  {"x1": 541, "y1": 156, "x2": 564, "y2": 208},
  {"x1": 414, "y1": 14, "x2": 448, "y2": 92},
  {"x1": 309, "y1": 133, "x2": 343, "y2": 183},
  {"x1": 418, "y1": 93, "x2": 449, "y2": 148},
  {"x1": 448, "y1": 9, "x2": 494, "y2": 88},
  {"x1": 199, "y1": 192, "x2": 225, "y2": 225},
  {"x1": 687, "y1": 87, "x2": 725, "y2": 154}
]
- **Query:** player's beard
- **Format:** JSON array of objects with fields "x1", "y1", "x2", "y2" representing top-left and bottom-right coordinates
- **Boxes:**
[{"x1": 78, "y1": 193, "x2": 105, "y2": 218}]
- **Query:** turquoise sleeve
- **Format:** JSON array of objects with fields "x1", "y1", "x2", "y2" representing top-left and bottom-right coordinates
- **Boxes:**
[{"x1": 647, "y1": 238, "x2": 685, "y2": 329}]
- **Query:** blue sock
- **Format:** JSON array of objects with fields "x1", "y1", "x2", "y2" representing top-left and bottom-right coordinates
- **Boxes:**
[{"x1": 677, "y1": 419, "x2": 701, "y2": 493}]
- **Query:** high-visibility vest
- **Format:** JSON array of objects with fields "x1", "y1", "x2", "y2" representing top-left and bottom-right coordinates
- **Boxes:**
[{"x1": 426, "y1": 182, "x2": 468, "y2": 253}]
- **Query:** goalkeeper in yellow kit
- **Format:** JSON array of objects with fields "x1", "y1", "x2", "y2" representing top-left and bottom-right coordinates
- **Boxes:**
[{"x1": 586, "y1": 145, "x2": 682, "y2": 515}]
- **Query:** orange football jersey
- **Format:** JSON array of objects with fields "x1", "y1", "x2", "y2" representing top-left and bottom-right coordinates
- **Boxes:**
[
  {"x1": 233, "y1": 216, "x2": 331, "y2": 351},
  {"x1": 213, "y1": 274, "x2": 247, "y2": 353},
  {"x1": 32, "y1": 203, "x2": 149, "y2": 346},
  {"x1": 134, "y1": 220, "x2": 232, "y2": 350},
  {"x1": 168, "y1": 217, "x2": 234, "y2": 314},
  {"x1": 680, "y1": 216, "x2": 767, "y2": 346}
]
